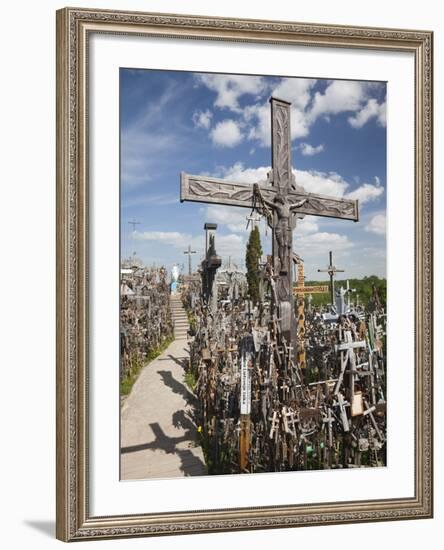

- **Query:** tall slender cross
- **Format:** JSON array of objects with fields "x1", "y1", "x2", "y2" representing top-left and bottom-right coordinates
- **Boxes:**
[
  {"x1": 246, "y1": 212, "x2": 262, "y2": 230},
  {"x1": 128, "y1": 219, "x2": 141, "y2": 232},
  {"x1": 181, "y1": 97, "x2": 359, "y2": 354},
  {"x1": 183, "y1": 244, "x2": 196, "y2": 275},
  {"x1": 318, "y1": 250, "x2": 345, "y2": 306}
]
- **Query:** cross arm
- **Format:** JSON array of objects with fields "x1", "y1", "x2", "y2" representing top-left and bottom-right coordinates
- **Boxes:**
[
  {"x1": 181, "y1": 172, "x2": 359, "y2": 221},
  {"x1": 287, "y1": 192, "x2": 359, "y2": 222},
  {"x1": 180, "y1": 172, "x2": 256, "y2": 208}
]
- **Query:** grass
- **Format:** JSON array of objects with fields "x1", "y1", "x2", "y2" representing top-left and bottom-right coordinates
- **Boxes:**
[
  {"x1": 184, "y1": 371, "x2": 197, "y2": 392},
  {"x1": 120, "y1": 335, "x2": 174, "y2": 398}
]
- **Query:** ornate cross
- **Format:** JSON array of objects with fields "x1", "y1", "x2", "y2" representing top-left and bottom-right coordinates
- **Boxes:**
[{"x1": 180, "y1": 97, "x2": 359, "y2": 355}]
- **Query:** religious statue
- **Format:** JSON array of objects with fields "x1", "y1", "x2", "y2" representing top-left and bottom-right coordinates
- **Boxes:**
[{"x1": 253, "y1": 183, "x2": 307, "y2": 273}]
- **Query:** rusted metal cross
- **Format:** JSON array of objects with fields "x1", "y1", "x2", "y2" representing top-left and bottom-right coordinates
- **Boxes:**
[{"x1": 180, "y1": 97, "x2": 359, "y2": 355}]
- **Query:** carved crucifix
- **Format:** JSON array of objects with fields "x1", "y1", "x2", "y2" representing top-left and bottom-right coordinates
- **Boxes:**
[{"x1": 181, "y1": 97, "x2": 359, "y2": 355}]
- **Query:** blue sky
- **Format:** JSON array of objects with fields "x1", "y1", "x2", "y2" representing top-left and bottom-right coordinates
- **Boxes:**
[{"x1": 120, "y1": 69, "x2": 386, "y2": 280}]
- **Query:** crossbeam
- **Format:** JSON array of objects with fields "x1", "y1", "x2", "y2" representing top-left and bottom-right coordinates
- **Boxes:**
[{"x1": 181, "y1": 173, "x2": 359, "y2": 222}]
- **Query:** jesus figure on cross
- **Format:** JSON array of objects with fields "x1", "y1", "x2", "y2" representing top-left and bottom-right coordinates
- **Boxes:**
[{"x1": 253, "y1": 183, "x2": 307, "y2": 273}]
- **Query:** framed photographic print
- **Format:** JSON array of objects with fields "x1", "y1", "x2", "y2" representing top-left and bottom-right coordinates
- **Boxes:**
[{"x1": 56, "y1": 7, "x2": 433, "y2": 541}]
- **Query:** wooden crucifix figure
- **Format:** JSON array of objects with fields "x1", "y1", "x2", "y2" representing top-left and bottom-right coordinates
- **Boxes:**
[{"x1": 180, "y1": 97, "x2": 359, "y2": 357}]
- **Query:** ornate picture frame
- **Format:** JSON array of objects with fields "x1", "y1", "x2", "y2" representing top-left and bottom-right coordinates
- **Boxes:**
[{"x1": 56, "y1": 7, "x2": 433, "y2": 541}]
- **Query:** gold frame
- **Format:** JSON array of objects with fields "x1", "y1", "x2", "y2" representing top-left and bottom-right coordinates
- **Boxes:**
[{"x1": 56, "y1": 7, "x2": 433, "y2": 541}]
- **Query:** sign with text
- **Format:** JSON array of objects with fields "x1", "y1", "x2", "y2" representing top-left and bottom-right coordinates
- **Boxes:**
[
  {"x1": 240, "y1": 352, "x2": 253, "y2": 415},
  {"x1": 293, "y1": 285, "x2": 329, "y2": 295}
]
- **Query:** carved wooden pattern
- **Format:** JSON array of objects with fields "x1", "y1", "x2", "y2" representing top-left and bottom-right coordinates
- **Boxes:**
[
  {"x1": 271, "y1": 100, "x2": 292, "y2": 195},
  {"x1": 182, "y1": 175, "x2": 358, "y2": 220}
]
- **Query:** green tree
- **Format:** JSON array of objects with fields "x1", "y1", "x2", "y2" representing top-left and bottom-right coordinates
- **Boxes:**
[{"x1": 245, "y1": 225, "x2": 263, "y2": 304}]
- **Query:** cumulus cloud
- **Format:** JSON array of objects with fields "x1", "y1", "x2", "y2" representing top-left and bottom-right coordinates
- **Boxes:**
[
  {"x1": 297, "y1": 143, "x2": 325, "y2": 156},
  {"x1": 272, "y1": 78, "x2": 316, "y2": 110},
  {"x1": 133, "y1": 231, "x2": 189, "y2": 246},
  {"x1": 308, "y1": 80, "x2": 386, "y2": 130},
  {"x1": 196, "y1": 74, "x2": 267, "y2": 112},
  {"x1": 346, "y1": 180, "x2": 384, "y2": 204},
  {"x1": 203, "y1": 205, "x2": 249, "y2": 233},
  {"x1": 294, "y1": 169, "x2": 348, "y2": 197},
  {"x1": 348, "y1": 98, "x2": 386, "y2": 128},
  {"x1": 365, "y1": 213, "x2": 386, "y2": 235},
  {"x1": 196, "y1": 76, "x2": 386, "y2": 148},
  {"x1": 309, "y1": 80, "x2": 366, "y2": 121},
  {"x1": 210, "y1": 120, "x2": 243, "y2": 147},
  {"x1": 192, "y1": 109, "x2": 212, "y2": 129},
  {"x1": 294, "y1": 231, "x2": 353, "y2": 254},
  {"x1": 295, "y1": 216, "x2": 319, "y2": 235},
  {"x1": 215, "y1": 162, "x2": 269, "y2": 184}
]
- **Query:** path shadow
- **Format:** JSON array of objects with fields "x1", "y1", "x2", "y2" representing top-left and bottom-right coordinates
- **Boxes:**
[
  {"x1": 157, "y1": 369, "x2": 196, "y2": 404},
  {"x1": 121, "y1": 411, "x2": 206, "y2": 476},
  {"x1": 23, "y1": 520, "x2": 55, "y2": 538},
  {"x1": 167, "y1": 354, "x2": 189, "y2": 368}
]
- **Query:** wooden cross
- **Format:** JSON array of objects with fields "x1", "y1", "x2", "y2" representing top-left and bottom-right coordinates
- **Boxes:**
[
  {"x1": 322, "y1": 408, "x2": 335, "y2": 448},
  {"x1": 246, "y1": 212, "x2": 262, "y2": 230},
  {"x1": 183, "y1": 244, "x2": 196, "y2": 276},
  {"x1": 128, "y1": 219, "x2": 141, "y2": 232},
  {"x1": 181, "y1": 97, "x2": 359, "y2": 353},
  {"x1": 318, "y1": 250, "x2": 345, "y2": 306},
  {"x1": 292, "y1": 258, "x2": 328, "y2": 368}
]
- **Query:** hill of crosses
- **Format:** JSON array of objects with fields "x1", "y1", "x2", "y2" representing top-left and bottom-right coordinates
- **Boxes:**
[{"x1": 120, "y1": 98, "x2": 386, "y2": 477}]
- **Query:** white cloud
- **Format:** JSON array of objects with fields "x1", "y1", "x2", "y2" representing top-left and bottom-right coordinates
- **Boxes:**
[
  {"x1": 197, "y1": 74, "x2": 267, "y2": 112},
  {"x1": 192, "y1": 109, "x2": 212, "y2": 129},
  {"x1": 295, "y1": 216, "x2": 319, "y2": 235},
  {"x1": 196, "y1": 76, "x2": 386, "y2": 147},
  {"x1": 203, "y1": 205, "x2": 249, "y2": 233},
  {"x1": 133, "y1": 229, "x2": 246, "y2": 262},
  {"x1": 294, "y1": 231, "x2": 353, "y2": 254},
  {"x1": 365, "y1": 213, "x2": 386, "y2": 235},
  {"x1": 272, "y1": 78, "x2": 316, "y2": 110},
  {"x1": 348, "y1": 98, "x2": 386, "y2": 128},
  {"x1": 210, "y1": 119, "x2": 243, "y2": 147},
  {"x1": 309, "y1": 80, "x2": 366, "y2": 122},
  {"x1": 346, "y1": 181, "x2": 384, "y2": 204},
  {"x1": 297, "y1": 143, "x2": 325, "y2": 156},
  {"x1": 133, "y1": 231, "x2": 190, "y2": 246},
  {"x1": 308, "y1": 80, "x2": 386, "y2": 130},
  {"x1": 215, "y1": 234, "x2": 245, "y2": 258},
  {"x1": 294, "y1": 169, "x2": 348, "y2": 197},
  {"x1": 215, "y1": 162, "x2": 269, "y2": 184}
]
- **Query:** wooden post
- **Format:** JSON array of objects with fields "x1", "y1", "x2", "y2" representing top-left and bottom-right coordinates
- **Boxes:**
[
  {"x1": 296, "y1": 261, "x2": 305, "y2": 368},
  {"x1": 239, "y1": 414, "x2": 251, "y2": 472}
]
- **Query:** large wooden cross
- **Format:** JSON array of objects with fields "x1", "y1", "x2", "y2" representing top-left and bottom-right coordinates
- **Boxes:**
[{"x1": 181, "y1": 97, "x2": 359, "y2": 355}]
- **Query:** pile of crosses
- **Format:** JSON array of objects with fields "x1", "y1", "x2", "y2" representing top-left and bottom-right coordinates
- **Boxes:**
[
  {"x1": 184, "y1": 234, "x2": 386, "y2": 473},
  {"x1": 180, "y1": 97, "x2": 386, "y2": 474},
  {"x1": 120, "y1": 264, "x2": 173, "y2": 381}
]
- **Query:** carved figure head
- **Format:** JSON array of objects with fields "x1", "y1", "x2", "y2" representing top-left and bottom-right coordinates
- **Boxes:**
[{"x1": 274, "y1": 193, "x2": 285, "y2": 204}]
